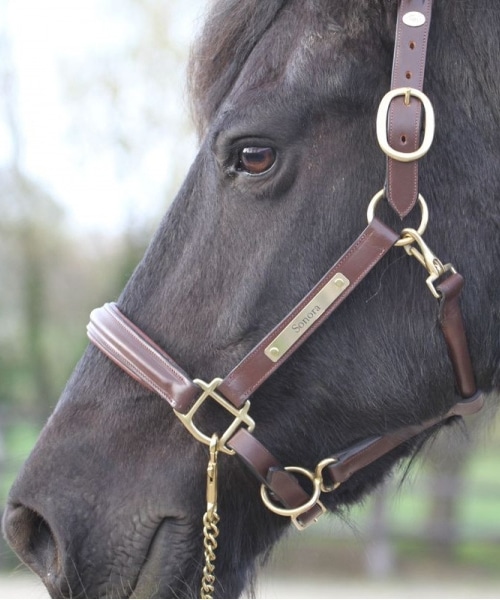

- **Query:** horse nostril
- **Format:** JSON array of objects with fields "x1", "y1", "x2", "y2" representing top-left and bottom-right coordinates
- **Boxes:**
[{"x1": 2, "y1": 503, "x2": 59, "y2": 580}]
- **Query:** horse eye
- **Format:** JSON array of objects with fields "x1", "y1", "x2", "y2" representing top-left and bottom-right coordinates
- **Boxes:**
[{"x1": 237, "y1": 147, "x2": 276, "y2": 174}]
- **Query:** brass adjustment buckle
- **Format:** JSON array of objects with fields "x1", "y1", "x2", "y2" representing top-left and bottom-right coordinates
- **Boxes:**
[
  {"x1": 260, "y1": 466, "x2": 328, "y2": 531},
  {"x1": 377, "y1": 87, "x2": 435, "y2": 162},
  {"x1": 174, "y1": 378, "x2": 255, "y2": 455},
  {"x1": 399, "y1": 228, "x2": 457, "y2": 298}
]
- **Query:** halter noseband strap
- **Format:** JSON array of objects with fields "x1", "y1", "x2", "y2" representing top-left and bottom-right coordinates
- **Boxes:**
[{"x1": 86, "y1": 0, "x2": 484, "y2": 530}]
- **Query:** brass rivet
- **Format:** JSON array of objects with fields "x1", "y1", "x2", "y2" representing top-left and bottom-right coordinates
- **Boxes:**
[{"x1": 269, "y1": 347, "x2": 280, "y2": 357}]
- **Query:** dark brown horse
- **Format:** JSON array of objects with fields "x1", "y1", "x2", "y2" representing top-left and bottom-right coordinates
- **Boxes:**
[{"x1": 3, "y1": 1, "x2": 500, "y2": 598}]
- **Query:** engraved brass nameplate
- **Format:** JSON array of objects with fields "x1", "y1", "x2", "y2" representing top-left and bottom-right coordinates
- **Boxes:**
[{"x1": 264, "y1": 273, "x2": 350, "y2": 363}]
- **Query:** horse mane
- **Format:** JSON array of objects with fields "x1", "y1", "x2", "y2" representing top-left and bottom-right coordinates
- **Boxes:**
[{"x1": 187, "y1": 0, "x2": 289, "y2": 137}]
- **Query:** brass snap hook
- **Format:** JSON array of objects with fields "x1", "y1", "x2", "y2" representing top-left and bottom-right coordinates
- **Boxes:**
[
  {"x1": 315, "y1": 457, "x2": 341, "y2": 493},
  {"x1": 399, "y1": 228, "x2": 457, "y2": 298},
  {"x1": 206, "y1": 434, "x2": 219, "y2": 519},
  {"x1": 201, "y1": 434, "x2": 221, "y2": 599},
  {"x1": 400, "y1": 228, "x2": 445, "y2": 277}
]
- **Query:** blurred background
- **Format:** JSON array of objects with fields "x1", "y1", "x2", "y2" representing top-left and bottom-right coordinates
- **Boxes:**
[{"x1": 0, "y1": 1, "x2": 499, "y2": 598}]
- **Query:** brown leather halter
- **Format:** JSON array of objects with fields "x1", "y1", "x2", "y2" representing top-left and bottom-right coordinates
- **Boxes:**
[{"x1": 86, "y1": 0, "x2": 484, "y2": 531}]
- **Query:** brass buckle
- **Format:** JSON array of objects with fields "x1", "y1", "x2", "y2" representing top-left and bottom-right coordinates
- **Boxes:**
[
  {"x1": 376, "y1": 87, "x2": 435, "y2": 162},
  {"x1": 260, "y1": 466, "x2": 327, "y2": 531},
  {"x1": 174, "y1": 378, "x2": 255, "y2": 455}
]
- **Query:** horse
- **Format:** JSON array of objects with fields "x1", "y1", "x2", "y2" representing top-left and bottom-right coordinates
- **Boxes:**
[{"x1": 3, "y1": 0, "x2": 500, "y2": 598}]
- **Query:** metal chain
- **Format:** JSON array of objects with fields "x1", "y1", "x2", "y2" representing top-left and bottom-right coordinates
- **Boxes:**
[
  {"x1": 200, "y1": 434, "x2": 220, "y2": 599},
  {"x1": 200, "y1": 509, "x2": 220, "y2": 598}
]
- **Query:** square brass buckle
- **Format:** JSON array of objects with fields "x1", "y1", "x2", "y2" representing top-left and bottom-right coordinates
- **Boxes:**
[{"x1": 174, "y1": 378, "x2": 255, "y2": 454}]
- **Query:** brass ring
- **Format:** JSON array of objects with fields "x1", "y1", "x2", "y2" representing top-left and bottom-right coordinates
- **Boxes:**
[
  {"x1": 260, "y1": 466, "x2": 322, "y2": 518},
  {"x1": 366, "y1": 189, "x2": 429, "y2": 246}
]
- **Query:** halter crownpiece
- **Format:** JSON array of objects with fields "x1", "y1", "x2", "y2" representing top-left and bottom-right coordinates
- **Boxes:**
[
  {"x1": 87, "y1": 1, "x2": 483, "y2": 594},
  {"x1": 383, "y1": 0, "x2": 434, "y2": 217}
]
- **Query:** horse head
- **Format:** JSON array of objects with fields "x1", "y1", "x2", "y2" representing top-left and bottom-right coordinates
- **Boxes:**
[{"x1": 3, "y1": 1, "x2": 500, "y2": 598}]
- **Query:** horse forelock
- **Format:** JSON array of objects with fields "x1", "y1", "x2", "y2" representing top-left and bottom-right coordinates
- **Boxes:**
[
  {"x1": 187, "y1": 0, "x2": 395, "y2": 139},
  {"x1": 187, "y1": 0, "x2": 288, "y2": 138}
]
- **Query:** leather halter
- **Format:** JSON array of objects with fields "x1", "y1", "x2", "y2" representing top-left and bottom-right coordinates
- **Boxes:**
[{"x1": 86, "y1": 0, "x2": 483, "y2": 529}]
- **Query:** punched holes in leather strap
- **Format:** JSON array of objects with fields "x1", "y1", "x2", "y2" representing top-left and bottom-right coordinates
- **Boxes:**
[{"x1": 385, "y1": 0, "x2": 434, "y2": 217}]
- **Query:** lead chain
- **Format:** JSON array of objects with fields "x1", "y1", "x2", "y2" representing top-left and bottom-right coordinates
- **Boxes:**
[{"x1": 200, "y1": 435, "x2": 220, "y2": 600}]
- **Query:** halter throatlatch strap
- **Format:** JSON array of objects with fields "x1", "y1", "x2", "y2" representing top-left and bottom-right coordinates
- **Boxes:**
[
  {"x1": 437, "y1": 273, "x2": 477, "y2": 399},
  {"x1": 324, "y1": 392, "x2": 484, "y2": 488},
  {"x1": 383, "y1": 0, "x2": 434, "y2": 217}
]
